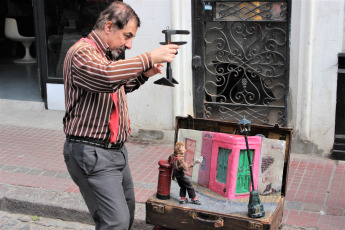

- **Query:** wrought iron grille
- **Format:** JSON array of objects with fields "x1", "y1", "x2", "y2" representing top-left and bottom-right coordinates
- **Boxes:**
[
  {"x1": 215, "y1": 2, "x2": 288, "y2": 21},
  {"x1": 198, "y1": 1, "x2": 289, "y2": 126}
]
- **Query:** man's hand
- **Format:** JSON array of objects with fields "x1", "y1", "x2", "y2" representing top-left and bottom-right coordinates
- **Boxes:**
[
  {"x1": 143, "y1": 63, "x2": 163, "y2": 78},
  {"x1": 150, "y1": 44, "x2": 179, "y2": 64}
]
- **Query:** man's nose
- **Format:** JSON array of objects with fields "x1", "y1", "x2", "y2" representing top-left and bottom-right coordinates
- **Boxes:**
[{"x1": 125, "y1": 39, "x2": 133, "y2": 50}]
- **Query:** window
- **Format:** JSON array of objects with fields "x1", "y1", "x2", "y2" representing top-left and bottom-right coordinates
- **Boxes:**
[
  {"x1": 216, "y1": 147, "x2": 231, "y2": 183},
  {"x1": 44, "y1": 0, "x2": 114, "y2": 81}
]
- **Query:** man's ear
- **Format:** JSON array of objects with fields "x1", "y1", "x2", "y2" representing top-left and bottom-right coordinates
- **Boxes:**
[{"x1": 104, "y1": 21, "x2": 113, "y2": 34}]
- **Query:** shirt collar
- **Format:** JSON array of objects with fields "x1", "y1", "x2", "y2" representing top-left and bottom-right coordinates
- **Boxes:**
[{"x1": 88, "y1": 30, "x2": 113, "y2": 60}]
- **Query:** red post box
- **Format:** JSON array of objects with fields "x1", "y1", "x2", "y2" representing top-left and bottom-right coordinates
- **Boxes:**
[{"x1": 156, "y1": 159, "x2": 172, "y2": 200}]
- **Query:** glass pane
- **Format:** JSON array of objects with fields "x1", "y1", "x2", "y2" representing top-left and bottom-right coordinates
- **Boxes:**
[
  {"x1": 44, "y1": 0, "x2": 112, "y2": 79},
  {"x1": 215, "y1": 2, "x2": 288, "y2": 21}
]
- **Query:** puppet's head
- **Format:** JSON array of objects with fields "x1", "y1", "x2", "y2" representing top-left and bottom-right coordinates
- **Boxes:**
[{"x1": 174, "y1": 141, "x2": 186, "y2": 156}]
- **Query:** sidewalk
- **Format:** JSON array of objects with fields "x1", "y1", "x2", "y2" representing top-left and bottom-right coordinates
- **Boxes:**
[{"x1": 0, "y1": 99, "x2": 344, "y2": 229}]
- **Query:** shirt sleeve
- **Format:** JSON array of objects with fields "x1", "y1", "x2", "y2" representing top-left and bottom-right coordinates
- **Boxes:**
[
  {"x1": 71, "y1": 44, "x2": 152, "y2": 93},
  {"x1": 123, "y1": 74, "x2": 150, "y2": 93}
]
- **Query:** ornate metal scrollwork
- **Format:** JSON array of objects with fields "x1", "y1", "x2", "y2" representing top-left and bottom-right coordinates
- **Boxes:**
[
  {"x1": 204, "y1": 103, "x2": 285, "y2": 126},
  {"x1": 203, "y1": 19, "x2": 287, "y2": 125},
  {"x1": 215, "y1": 2, "x2": 288, "y2": 22},
  {"x1": 199, "y1": 1, "x2": 289, "y2": 126}
]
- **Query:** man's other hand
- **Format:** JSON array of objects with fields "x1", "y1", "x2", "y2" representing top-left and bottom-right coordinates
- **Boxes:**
[{"x1": 143, "y1": 63, "x2": 164, "y2": 78}]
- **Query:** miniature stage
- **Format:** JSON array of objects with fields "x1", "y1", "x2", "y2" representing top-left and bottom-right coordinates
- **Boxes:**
[{"x1": 149, "y1": 179, "x2": 282, "y2": 220}]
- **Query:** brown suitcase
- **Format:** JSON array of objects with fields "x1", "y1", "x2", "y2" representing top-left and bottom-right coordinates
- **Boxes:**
[{"x1": 146, "y1": 116, "x2": 293, "y2": 230}]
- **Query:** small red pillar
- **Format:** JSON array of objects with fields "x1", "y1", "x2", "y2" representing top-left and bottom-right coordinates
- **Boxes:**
[{"x1": 156, "y1": 159, "x2": 172, "y2": 200}]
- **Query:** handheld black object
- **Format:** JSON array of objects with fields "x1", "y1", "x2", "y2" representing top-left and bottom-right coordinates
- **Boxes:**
[{"x1": 154, "y1": 29, "x2": 190, "y2": 87}]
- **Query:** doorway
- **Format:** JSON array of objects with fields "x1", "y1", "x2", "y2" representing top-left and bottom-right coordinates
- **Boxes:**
[
  {"x1": 0, "y1": 0, "x2": 42, "y2": 102},
  {"x1": 192, "y1": 1, "x2": 291, "y2": 126}
]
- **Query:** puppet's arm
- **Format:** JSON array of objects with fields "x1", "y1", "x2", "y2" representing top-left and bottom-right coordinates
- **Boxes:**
[{"x1": 181, "y1": 160, "x2": 194, "y2": 171}]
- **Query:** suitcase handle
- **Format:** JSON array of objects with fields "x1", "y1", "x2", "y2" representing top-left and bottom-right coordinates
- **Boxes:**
[{"x1": 189, "y1": 212, "x2": 224, "y2": 228}]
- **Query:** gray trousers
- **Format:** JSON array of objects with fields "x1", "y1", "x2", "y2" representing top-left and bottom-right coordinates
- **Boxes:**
[{"x1": 63, "y1": 140, "x2": 135, "y2": 230}]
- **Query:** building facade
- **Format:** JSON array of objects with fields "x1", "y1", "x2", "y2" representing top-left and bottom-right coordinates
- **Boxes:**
[{"x1": 3, "y1": 0, "x2": 344, "y2": 156}]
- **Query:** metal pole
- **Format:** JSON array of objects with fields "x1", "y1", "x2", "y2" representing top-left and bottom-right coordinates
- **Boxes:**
[{"x1": 244, "y1": 133, "x2": 255, "y2": 191}]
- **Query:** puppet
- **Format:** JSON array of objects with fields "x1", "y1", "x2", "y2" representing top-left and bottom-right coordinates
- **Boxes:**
[{"x1": 168, "y1": 141, "x2": 203, "y2": 205}]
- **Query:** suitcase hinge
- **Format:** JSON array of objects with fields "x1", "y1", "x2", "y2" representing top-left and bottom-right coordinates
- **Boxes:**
[
  {"x1": 152, "y1": 204, "x2": 165, "y2": 214},
  {"x1": 249, "y1": 221, "x2": 263, "y2": 230}
]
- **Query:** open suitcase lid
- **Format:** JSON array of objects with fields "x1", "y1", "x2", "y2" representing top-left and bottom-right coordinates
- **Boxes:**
[{"x1": 174, "y1": 116, "x2": 293, "y2": 197}]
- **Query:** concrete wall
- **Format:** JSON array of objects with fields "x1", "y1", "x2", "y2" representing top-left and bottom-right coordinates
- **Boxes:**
[
  {"x1": 289, "y1": 0, "x2": 345, "y2": 155},
  {"x1": 124, "y1": 0, "x2": 193, "y2": 141},
  {"x1": 343, "y1": 4, "x2": 345, "y2": 52},
  {"x1": 46, "y1": 84, "x2": 64, "y2": 111}
]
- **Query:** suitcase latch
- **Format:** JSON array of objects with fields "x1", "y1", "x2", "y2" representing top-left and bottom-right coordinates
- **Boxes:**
[
  {"x1": 152, "y1": 204, "x2": 165, "y2": 214},
  {"x1": 249, "y1": 221, "x2": 263, "y2": 230}
]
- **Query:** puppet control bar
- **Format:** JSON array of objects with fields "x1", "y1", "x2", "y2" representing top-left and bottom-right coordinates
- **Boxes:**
[{"x1": 154, "y1": 29, "x2": 190, "y2": 87}]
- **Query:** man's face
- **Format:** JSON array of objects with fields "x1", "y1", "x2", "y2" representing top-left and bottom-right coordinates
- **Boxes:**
[
  {"x1": 107, "y1": 19, "x2": 137, "y2": 59},
  {"x1": 179, "y1": 145, "x2": 186, "y2": 155}
]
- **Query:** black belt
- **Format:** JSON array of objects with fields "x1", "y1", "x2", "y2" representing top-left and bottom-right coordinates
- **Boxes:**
[{"x1": 66, "y1": 135, "x2": 124, "y2": 149}]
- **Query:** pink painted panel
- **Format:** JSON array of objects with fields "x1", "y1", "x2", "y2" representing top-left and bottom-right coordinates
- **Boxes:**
[
  {"x1": 198, "y1": 131, "x2": 215, "y2": 187},
  {"x1": 209, "y1": 133, "x2": 262, "y2": 199}
]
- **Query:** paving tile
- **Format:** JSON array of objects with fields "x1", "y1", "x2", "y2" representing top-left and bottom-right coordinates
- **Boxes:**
[
  {"x1": 307, "y1": 212, "x2": 320, "y2": 228},
  {"x1": 27, "y1": 168, "x2": 44, "y2": 176},
  {"x1": 138, "y1": 182, "x2": 156, "y2": 190},
  {"x1": 296, "y1": 211, "x2": 310, "y2": 227},
  {"x1": 303, "y1": 203, "x2": 324, "y2": 212},
  {"x1": 285, "y1": 210, "x2": 299, "y2": 226},
  {"x1": 327, "y1": 207, "x2": 345, "y2": 216},
  {"x1": 285, "y1": 201, "x2": 302, "y2": 210},
  {"x1": 13, "y1": 166, "x2": 31, "y2": 174},
  {"x1": 314, "y1": 193, "x2": 326, "y2": 205},
  {"x1": 55, "y1": 172, "x2": 71, "y2": 180},
  {"x1": 2, "y1": 165, "x2": 19, "y2": 172},
  {"x1": 317, "y1": 214, "x2": 332, "y2": 229},
  {"x1": 330, "y1": 216, "x2": 343, "y2": 230},
  {"x1": 285, "y1": 189, "x2": 297, "y2": 201},
  {"x1": 282, "y1": 210, "x2": 289, "y2": 223},
  {"x1": 304, "y1": 191, "x2": 317, "y2": 203},
  {"x1": 42, "y1": 170, "x2": 59, "y2": 177},
  {"x1": 341, "y1": 217, "x2": 345, "y2": 230}
]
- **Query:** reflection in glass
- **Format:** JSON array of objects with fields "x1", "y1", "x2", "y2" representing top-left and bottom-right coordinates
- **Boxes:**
[{"x1": 44, "y1": 0, "x2": 111, "y2": 79}]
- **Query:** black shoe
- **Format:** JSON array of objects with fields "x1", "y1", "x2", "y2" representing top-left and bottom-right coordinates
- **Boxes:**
[
  {"x1": 191, "y1": 199, "x2": 201, "y2": 205},
  {"x1": 179, "y1": 198, "x2": 188, "y2": 204}
]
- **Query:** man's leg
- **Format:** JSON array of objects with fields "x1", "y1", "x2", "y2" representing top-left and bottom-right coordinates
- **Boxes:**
[
  {"x1": 63, "y1": 140, "x2": 134, "y2": 230},
  {"x1": 120, "y1": 146, "x2": 135, "y2": 228},
  {"x1": 63, "y1": 140, "x2": 103, "y2": 228}
]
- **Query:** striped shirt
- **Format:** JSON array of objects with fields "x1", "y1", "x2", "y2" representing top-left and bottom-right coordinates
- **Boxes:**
[{"x1": 63, "y1": 30, "x2": 152, "y2": 144}]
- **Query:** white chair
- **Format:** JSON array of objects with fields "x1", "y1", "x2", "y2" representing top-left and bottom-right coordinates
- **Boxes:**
[{"x1": 4, "y1": 18, "x2": 36, "y2": 63}]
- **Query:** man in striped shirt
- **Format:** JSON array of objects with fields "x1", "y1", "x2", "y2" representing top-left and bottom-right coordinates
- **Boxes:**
[{"x1": 62, "y1": 2, "x2": 179, "y2": 229}]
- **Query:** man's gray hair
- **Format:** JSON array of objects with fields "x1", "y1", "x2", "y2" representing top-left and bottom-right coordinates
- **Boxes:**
[{"x1": 94, "y1": 1, "x2": 140, "y2": 30}]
